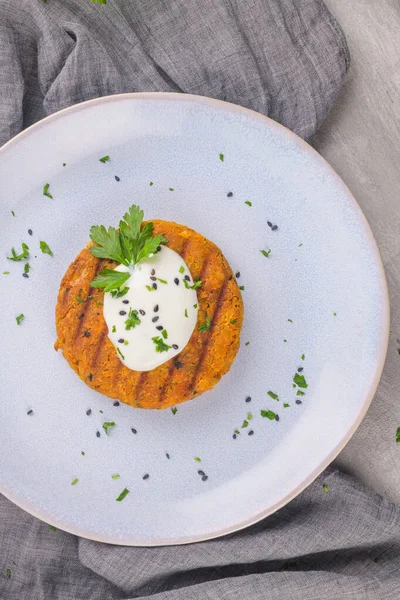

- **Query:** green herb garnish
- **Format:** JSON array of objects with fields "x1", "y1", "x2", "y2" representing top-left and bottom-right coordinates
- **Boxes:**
[
  {"x1": 198, "y1": 315, "x2": 211, "y2": 332},
  {"x1": 288, "y1": 319, "x2": 293, "y2": 323},
  {"x1": 260, "y1": 249, "x2": 271, "y2": 258},
  {"x1": 92, "y1": 270, "x2": 130, "y2": 293},
  {"x1": 6, "y1": 569, "x2": 11, "y2": 578},
  {"x1": 111, "y1": 474, "x2": 121, "y2": 479},
  {"x1": 3, "y1": 272, "x2": 10, "y2": 275},
  {"x1": 283, "y1": 403, "x2": 290, "y2": 408},
  {"x1": 152, "y1": 336, "x2": 172, "y2": 353},
  {"x1": 301, "y1": 354, "x2": 305, "y2": 360},
  {"x1": 63, "y1": 162, "x2": 66, "y2": 167},
  {"x1": 146, "y1": 285, "x2": 156, "y2": 292},
  {"x1": 43, "y1": 183, "x2": 53, "y2": 198},
  {"x1": 293, "y1": 373, "x2": 308, "y2": 388},
  {"x1": 81, "y1": 451, "x2": 85, "y2": 455},
  {"x1": 194, "y1": 457, "x2": 201, "y2": 462},
  {"x1": 40, "y1": 240, "x2": 53, "y2": 256},
  {"x1": 8, "y1": 243, "x2": 29, "y2": 261},
  {"x1": 11, "y1": 210, "x2": 15, "y2": 217},
  {"x1": 230, "y1": 319, "x2": 237, "y2": 324},
  {"x1": 267, "y1": 391, "x2": 279, "y2": 400},
  {"x1": 125, "y1": 308, "x2": 141, "y2": 330},
  {"x1": 161, "y1": 329, "x2": 168, "y2": 339},
  {"x1": 149, "y1": 182, "x2": 153, "y2": 186},
  {"x1": 245, "y1": 201, "x2": 252, "y2": 207},
  {"x1": 242, "y1": 419, "x2": 249, "y2": 428},
  {"x1": 71, "y1": 478, "x2": 79, "y2": 486},
  {"x1": 49, "y1": 525, "x2": 56, "y2": 531},
  {"x1": 102, "y1": 421, "x2": 116, "y2": 435},
  {"x1": 116, "y1": 488, "x2": 130, "y2": 502},
  {"x1": 323, "y1": 483, "x2": 329, "y2": 493},
  {"x1": 219, "y1": 153, "x2": 224, "y2": 162},
  {"x1": 99, "y1": 155, "x2": 110, "y2": 163},
  {"x1": 396, "y1": 427, "x2": 400, "y2": 443},
  {"x1": 75, "y1": 289, "x2": 85, "y2": 303},
  {"x1": 245, "y1": 341, "x2": 250, "y2": 346},
  {"x1": 110, "y1": 287, "x2": 129, "y2": 299},
  {"x1": 261, "y1": 409, "x2": 276, "y2": 420},
  {"x1": 16, "y1": 314, "x2": 24, "y2": 325},
  {"x1": 333, "y1": 312, "x2": 337, "y2": 316},
  {"x1": 247, "y1": 412, "x2": 253, "y2": 420},
  {"x1": 169, "y1": 187, "x2": 174, "y2": 191},
  {"x1": 158, "y1": 278, "x2": 168, "y2": 284},
  {"x1": 184, "y1": 309, "x2": 188, "y2": 318},
  {"x1": 117, "y1": 347, "x2": 125, "y2": 360},
  {"x1": 193, "y1": 303, "x2": 198, "y2": 309},
  {"x1": 112, "y1": 325, "x2": 116, "y2": 333},
  {"x1": 183, "y1": 278, "x2": 202, "y2": 290},
  {"x1": 24, "y1": 263, "x2": 30, "y2": 274},
  {"x1": 179, "y1": 266, "x2": 185, "y2": 274},
  {"x1": 171, "y1": 407, "x2": 178, "y2": 415},
  {"x1": 297, "y1": 390, "x2": 305, "y2": 396}
]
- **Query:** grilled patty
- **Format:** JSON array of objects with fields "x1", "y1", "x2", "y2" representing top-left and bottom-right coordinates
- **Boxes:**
[{"x1": 55, "y1": 220, "x2": 244, "y2": 409}]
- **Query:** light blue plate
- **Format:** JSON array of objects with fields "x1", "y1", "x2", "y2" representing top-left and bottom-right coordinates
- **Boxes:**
[{"x1": 0, "y1": 94, "x2": 389, "y2": 545}]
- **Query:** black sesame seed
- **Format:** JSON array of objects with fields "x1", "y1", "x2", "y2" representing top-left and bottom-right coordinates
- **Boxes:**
[
  {"x1": 267, "y1": 221, "x2": 272, "y2": 228},
  {"x1": 27, "y1": 409, "x2": 33, "y2": 415},
  {"x1": 157, "y1": 246, "x2": 161, "y2": 252},
  {"x1": 119, "y1": 310, "x2": 127, "y2": 315},
  {"x1": 227, "y1": 192, "x2": 233, "y2": 197},
  {"x1": 295, "y1": 399, "x2": 302, "y2": 405},
  {"x1": 235, "y1": 272, "x2": 240, "y2": 278},
  {"x1": 22, "y1": 273, "x2": 29, "y2": 278},
  {"x1": 152, "y1": 283, "x2": 157, "y2": 289},
  {"x1": 113, "y1": 401, "x2": 120, "y2": 406},
  {"x1": 139, "y1": 309, "x2": 145, "y2": 316},
  {"x1": 245, "y1": 396, "x2": 252, "y2": 403},
  {"x1": 143, "y1": 473, "x2": 149, "y2": 480},
  {"x1": 272, "y1": 225, "x2": 278, "y2": 231},
  {"x1": 86, "y1": 409, "x2": 92, "y2": 416},
  {"x1": 96, "y1": 431, "x2": 100, "y2": 438},
  {"x1": 118, "y1": 338, "x2": 124, "y2": 344},
  {"x1": 172, "y1": 344, "x2": 179, "y2": 350},
  {"x1": 28, "y1": 229, "x2": 33, "y2": 236},
  {"x1": 174, "y1": 361, "x2": 184, "y2": 369},
  {"x1": 151, "y1": 269, "x2": 155, "y2": 276},
  {"x1": 114, "y1": 175, "x2": 120, "y2": 181},
  {"x1": 84, "y1": 331, "x2": 90, "y2": 338},
  {"x1": 297, "y1": 367, "x2": 304, "y2": 372},
  {"x1": 184, "y1": 275, "x2": 190, "y2": 281},
  {"x1": 156, "y1": 325, "x2": 163, "y2": 331},
  {"x1": 150, "y1": 276, "x2": 157, "y2": 281},
  {"x1": 201, "y1": 475, "x2": 208, "y2": 482},
  {"x1": 275, "y1": 414, "x2": 280, "y2": 421},
  {"x1": 198, "y1": 470, "x2": 205, "y2": 476},
  {"x1": 154, "y1": 305, "x2": 159, "y2": 312},
  {"x1": 248, "y1": 430, "x2": 254, "y2": 436},
  {"x1": 166, "y1": 452, "x2": 170, "y2": 459},
  {"x1": 233, "y1": 434, "x2": 237, "y2": 439},
  {"x1": 131, "y1": 427, "x2": 137, "y2": 434},
  {"x1": 122, "y1": 299, "x2": 129, "y2": 304},
  {"x1": 174, "y1": 278, "x2": 179, "y2": 285},
  {"x1": 152, "y1": 316, "x2": 159, "y2": 323}
]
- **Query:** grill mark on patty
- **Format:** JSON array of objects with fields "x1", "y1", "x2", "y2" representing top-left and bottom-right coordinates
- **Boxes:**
[
  {"x1": 133, "y1": 372, "x2": 147, "y2": 408},
  {"x1": 89, "y1": 329, "x2": 108, "y2": 374},
  {"x1": 188, "y1": 277, "x2": 229, "y2": 394},
  {"x1": 73, "y1": 258, "x2": 108, "y2": 341}
]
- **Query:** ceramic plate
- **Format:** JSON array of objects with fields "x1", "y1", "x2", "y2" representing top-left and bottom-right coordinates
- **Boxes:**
[{"x1": 0, "y1": 94, "x2": 389, "y2": 545}]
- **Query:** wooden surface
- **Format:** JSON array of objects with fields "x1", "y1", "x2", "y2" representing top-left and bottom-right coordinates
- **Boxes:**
[{"x1": 313, "y1": 0, "x2": 400, "y2": 501}]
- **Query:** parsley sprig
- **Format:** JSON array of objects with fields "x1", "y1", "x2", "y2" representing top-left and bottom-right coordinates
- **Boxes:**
[{"x1": 89, "y1": 205, "x2": 167, "y2": 293}]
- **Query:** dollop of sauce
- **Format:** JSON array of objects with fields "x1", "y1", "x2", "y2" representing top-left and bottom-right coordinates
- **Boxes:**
[{"x1": 103, "y1": 246, "x2": 198, "y2": 371}]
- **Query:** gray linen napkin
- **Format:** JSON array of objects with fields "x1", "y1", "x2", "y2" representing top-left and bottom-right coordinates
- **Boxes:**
[{"x1": 3, "y1": 1, "x2": 395, "y2": 600}]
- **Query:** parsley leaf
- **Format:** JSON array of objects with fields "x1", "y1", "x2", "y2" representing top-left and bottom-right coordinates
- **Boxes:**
[
  {"x1": 198, "y1": 315, "x2": 211, "y2": 332},
  {"x1": 152, "y1": 336, "x2": 172, "y2": 353},
  {"x1": 116, "y1": 487, "x2": 130, "y2": 501},
  {"x1": 261, "y1": 409, "x2": 276, "y2": 420},
  {"x1": 125, "y1": 308, "x2": 141, "y2": 330},
  {"x1": 6, "y1": 569, "x2": 11, "y2": 578},
  {"x1": 179, "y1": 266, "x2": 185, "y2": 274},
  {"x1": 171, "y1": 407, "x2": 178, "y2": 415},
  {"x1": 283, "y1": 403, "x2": 290, "y2": 408},
  {"x1": 219, "y1": 153, "x2": 224, "y2": 162},
  {"x1": 184, "y1": 309, "x2": 188, "y2": 318},
  {"x1": 110, "y1": 287, "x2": 129, "y2": 299},
  {"x1": 242, "y1": 419, "x2": 249, "y2": 428},
  {"x1": 43, "y1": 183, "x2": 53, "y2": 198},
  {"x1": 71, "y1": 478, "x2": 79, "y2": 486},
  {"x1": 112, "y1": 325, "x2": 116, "y2": 333},
  {"x1": 245, "y1": 201, "x2": 252, "y2": 206},
  {"x1": 99, "y1": 155, "x2": 110, "y2": 163},
  {"x1": 146, "y1": 285, "x2": 156, "y2": 292},
  {"x1": 40, "y1": 241, "x2": 53, "y2": 256},
  {"x1": 102, "y1": 421, "x2": 116, "y2": 435},
  {"x1": 194, "y1": 457, "x2": 201, "y2": 462},
  {"x1": 260, "y1": 249, "x2": 271, "y2": 258},
  {"x1": 162, "y1": 329, "x2": 168, "y2": 339},
  {"x1": 16, "y1": 314, "x2": 24, "y2": 325},
  {"x1": 267, "y1": 391, "x2": 279, "y2": 400},
  {"x1": 323, "y1": 483, "x2": 329, "y2": 493},
  {"x1": 293, "y1": 373, "x2": 308, "y2": 388},
  {"x1": 8, "y1": 243, "x2": 29, "y2": 262},
  {"x1": 184, "y1": 278, "x2": 202, "y2": 290},
  {"x1": 91, "y1": 269, "x2": 130, "y2": 293},
  {"x1": 24, "y1": 263, "x2": 30, "y2": 274},
  {"x1": 49, "y1": 525, "x2": 56, "y2": 531},
  {"x1": 396, "y1": 427, "x2": 400, "y2": 443},
  {"x1": 112, "y1": 474, "x2": 121, "y2": 479},
  {"x1": 117, "y1": 347, "x2": 125, "y2": 360}
]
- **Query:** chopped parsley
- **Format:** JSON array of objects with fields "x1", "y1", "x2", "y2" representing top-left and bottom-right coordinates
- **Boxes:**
[
  {"x1": 117, "y1": 347, "x2": 125, "y2": 360},
  {"x1": 184, "y1": 309, "x2": 188, "y2": 318},
  {"x1": 198, "y1": 315, "x2": 211, "y2": 332},
  {"x1": 333, "y1": 312, "x2": 337, "y2": 316},
  {"x1": 71, "y1": 478, "x2": 79, "y2": 486},
  {"x1": 102, "y1": 421, "x2": 116, "y2": 435},
  {"x1": 184, "y1": 278, "x2": 202, "y2": 290},
  {"x1": 24, "y1": 263, "x2": 30, "y2": 274},
  {"x1": 3, "y1": 271, "x2": 10, "y2": 275},
  {"x1": 288, "y1": 319, "x2": 293, "y2": 323},
  {"x1": 49, "y1": 525, "x2": 56, "y2": 531},
  {"x1": 297, "y1": 390, "x2": 305, "y2": 396},
  {"x1": 75, "y1": 289, "x2": 85, "y2": 303},
  {"x1": 81, "y1": 451, "x2": 85, "y2": 455},
  {"x1": 110, "y1": 287, "x2": 129, "y2": 299},
  {"x1": 116, "y1": 488, "x2": 130, "y2": 502},
  {"x1": 43, "y1": 183, "x2": 53, "y2": 198},
  {"x1": 261, "y1": 409, "x2": 276, "y2": 420},
  {"x1": 8, "y1": 243, "x2": 29, "y2": 261},
  {"x1": 63, "y1": 162, "x2": 66, "y2": 167},
  {"x1": 293, "y1": 373, "x2": 308, "y2": 388},
  {"x1": 245, "y1": 201, "x2": 252, "y2": 207},
  {"x1": 239, "y1": 286, "x2": 245, "y2": 291},
  {"x1": 161, "y1": 329, "x2": 168, "y2": 339},
  {"x1": 179, "y1": 266, "x2": 185, "y2": 274},
  {"x1": 16, "y1": 313, "x2": 24, "y2": 325},
  {"x1": 40, "y1": 240, "x2": 53, "y2": 256},
  {"x1": 89, "y1": 205, "x2": 167, "y2": 293},
  {"x1": 242, "y1": 419, "x2": 249, "y2": 428},
  {"x1": 193, "y1": 303, "x2": 198, "y2": 309},
  {"x1": 298, "y1": 243, "x2": 303, "y2": 247},
  {"x1": 171, "y1": 407, "x2": 178, "y2": 415},
  {"x1": 247, "y1": 412, "x2": 253, "y2": 420},
  {"x1": 146, "y1": 285, "x2": 156, "y2": 292},
  {"x1": 169, "y1": 188, "x2": 174, "y2": 191},
  {"x1": 124, "y1": 340, "x2": 129, "y2": 345},
  {"x1": 111, "y1": 474, "x2": 121, "y2": 479},
  {"x1": 149, "y1": 181, "x2": 153, "y2": 186},
  {"x1": 267, "y1": 391, "x2": 279, "y2": 400},
  {"x1": 11, "y1": 210, "x2": 15, "y2": 217},
  {"x1": 99, "y1": 155, "x2": 110, "y2": 163},
  {"x1": 6, "y1": 569, "x2": 11, "y2": 578},
  {"x1": 245, "y1": 341, "x2": 250, "y2": 346},
  {"x1": 230, "y1": 319, "x2": 237, "y2": 324},
  {"x1": 396, "y1": 427, "x2": 400, "y2": 443},
  {"x1": 152, "y1": 336, "x2": 172, "y2": 353},
  {"x1": 112, "y1": 325, "x2": 116, "y2": 333},
  {"x1": 194, "y1": 457, "x2": 201, "y2": 462},
  {"x1": 219, "y1": 153, "x2": 224, "y2": 162},
  {"x1": 158, "y1": 278, "x2": 168, "y2": 284},
  {"x1": 301, "y1": 354, "x2": 305, "y2": 360},
  {"x1": 283, "y1": 403, "x2": 290, "y2": 408},
  {"x1": 125, "y1": 308, "x2": 141, "y2": 330},
  {"x1": 323, "y1": 483, "x2": 329, "y2": 493}
]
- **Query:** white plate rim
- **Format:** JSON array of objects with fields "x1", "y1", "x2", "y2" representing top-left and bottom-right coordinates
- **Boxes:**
[{"x1": 0, "y1": 92, "x2": 390, "y2": 545}]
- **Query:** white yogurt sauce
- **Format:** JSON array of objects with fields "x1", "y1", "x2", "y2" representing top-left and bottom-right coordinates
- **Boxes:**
[{"x1": 103, "y1": 246, "x2": 198, "y2": 371}]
